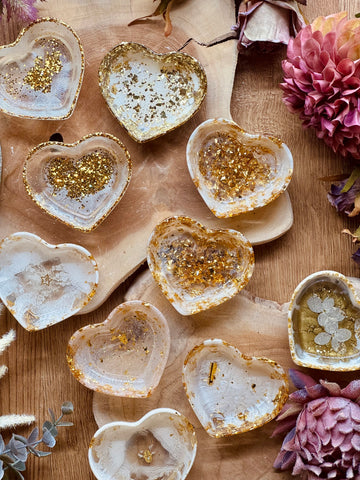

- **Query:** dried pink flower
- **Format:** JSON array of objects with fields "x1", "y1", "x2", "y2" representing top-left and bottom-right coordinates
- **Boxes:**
[
  {"x1": 282, "y1": 12, "x2": 360, "y2": 160},
  {"x1": 273, "y1": 369, "x2": 360, "y2": 479},
  {"x1": 235, "y1": 0, "x2": 306, "y2": 52},
  {"x1": 0, "y1": 0, "x2": 45, "y2": 23}
]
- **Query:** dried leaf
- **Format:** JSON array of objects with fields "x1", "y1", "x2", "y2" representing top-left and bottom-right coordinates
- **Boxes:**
[
  {"x1": 128, "y1": 0, "x2": 177, "y2": 36},
  {"x1": 341, "y1": 167, "x2": 360, "y2": 193}
]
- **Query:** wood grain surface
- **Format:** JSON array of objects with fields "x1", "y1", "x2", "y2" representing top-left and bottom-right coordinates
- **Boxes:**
[{"x1": 1, "y1": 0, "x2": 360, "y2": 479}]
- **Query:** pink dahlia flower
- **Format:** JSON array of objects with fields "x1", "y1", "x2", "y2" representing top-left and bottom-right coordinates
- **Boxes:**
[
  {"x1": 273, "y1": 369, "x2": 360, "y2": 479},
  {"x1": 282, "y1": 12, "x2": 360, "y2": 160}
]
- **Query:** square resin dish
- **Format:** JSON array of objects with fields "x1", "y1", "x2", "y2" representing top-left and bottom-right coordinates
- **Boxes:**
[
  {"x1": 288, "y1": 270, "x2": 360, "y2": 371},
  {"x1": 147, "y1": 216, "x2": 254, "y2": 315},
  {"x1": 0, "y1": 18, "x2": 84, "y2": 120},
  {"x1": 183, "y1": 339, "x2": 288, "y2": 438},
  {"x1": 186, "y1": 118, "x2": 293, "y2": 217},
  {"x1": 99, "y1": 42, "x2": 207, "y2": 142},
  {"x1": 23, "y1": 133, "x2": 132, "y2": 232},
  {"x1": 0, "y1": 232, "x2": 98, "y2": 330},
  {"x1": 67, "y1": 300, "x2": 170, "y2": 397},
  {"x1": 89, "y1": 408, "x2": 197, "y2": 480}
]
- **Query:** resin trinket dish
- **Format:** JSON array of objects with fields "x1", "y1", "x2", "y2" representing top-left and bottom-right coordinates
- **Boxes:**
[
  {"x1": 0, "y1": 18, "x2": 84, "y2": 120},
  {"x1": 0, "y1": 232, "x2": 98, "y2": 330},
  {"x1": 88, "y1": 408, "x2": 197, "y2": 480},
  {"x1": 186, "y1": 118, "x2": 293, "y2": 217},
  {"x1": 23, "y1": 133, "x2": 132, "y2": 232},
  {"x1": 147, "y1": 216, "x2": 254, "y2": 315},
  {"x1": 182, "y1": 339, "x2": 288, "y2": 438},
  {"x1": 99, "y1": 42, "x2": 207, "y2": 142},
  {"x1": 288, "y1": 270, "x2": 360, "y2": 371},
  {"x1": 67, "y1": 300, "x2": 170, "y2": 397}
]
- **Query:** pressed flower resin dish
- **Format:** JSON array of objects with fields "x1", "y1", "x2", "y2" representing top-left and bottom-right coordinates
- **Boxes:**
[
  {"x1": 99, "y1": 42, "x2": 207, "y2": 142},
  {"x1": 147, "y1": 216, "x2": 254, "y2": 315},
  {"x1": 186, "y1": 118, "x2": 293, "y2": 217},
  {"x1": 288, "y1": 271, "x2": 360, "y2": 370},
  {"x1": 0, "y1": 18, "x2": 84, "y2": 120},
  {"x1": 89, "y1": 408, "x2": 197, "y2": 480},
  {"x1": 23, "y1": 133, "x2": 132, "y2": 231},
  {"x1": 0, "y1": 232, "x2": 98, "y2": 330},
  {"x1": 67, "y1": 301, "x2": 170, "y2": 397},
  {"x1": 183, "y1": 339, "x2": 288, "y2": 438}
]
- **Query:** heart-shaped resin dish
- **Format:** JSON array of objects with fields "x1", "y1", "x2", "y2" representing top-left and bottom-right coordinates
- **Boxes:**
[
  {"x1": 288, "y1": 270, "x2": 360, "y2": 371},
  {"x1": 23, "y1": 133, "x2": 132, "y2": 231},
  {"x1": 186, "y1": 118, "x2": 293, "y2": 217},
  {"x1": 147, "y1": 216, "x2": 254, "y2": 315},
  {"x1": 0, "y1": 232, "x2": 98, "y2": 330},
  {"x1": 99, "y1": 42, "x2": 207, "y2": 142},
  {"x1": 0, "y1": 18, "x2": 84, "y2": 120},
  {"x1": 88, "y1": 408, "x2": 197, "y2": 480},
  {"x1": 67, "y1": 300, "x2": 170, "y2": 397},
  {"x1": 183, "y1": 339, "x2": 289, "y2": 438}
]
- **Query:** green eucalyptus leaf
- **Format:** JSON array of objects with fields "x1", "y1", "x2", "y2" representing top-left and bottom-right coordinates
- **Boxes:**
[
  {"x1": 11, "y1": 437, "x2": 26, "y2": 446},
  {"x1": 48, "y1": 409, "x2": 56, "y2": 424},
  {"x1": 27, "y1": 428, "x2": 39, "y2": 446},
  {"x1": 61, "y1": 402, "x2": 74, "y2": 415},
  {"x1": 56, "y1": 421, "x2": 73, "y2": 427},
  {"x1": 31, "y1": 450, "x2": 51, "y2": 458},
  {"x1": 10, "y1": 461, "x2": 25, "y2": 472},
  {"x1": 42, "y1": 429, "x2": 56, "y2": 448},
  {"x1": 42, "y1": 421, "x2": 57, "y2": 438}
]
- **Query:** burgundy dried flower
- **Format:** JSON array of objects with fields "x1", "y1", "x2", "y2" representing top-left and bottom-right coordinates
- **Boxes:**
[
  {"x1": 282, "y1": 12, "x2": 360, "y2": 160},
  {"x1": 328, "y1": 168, "x2": 360, "y2": 216},
  {"x1": 235, "y1": 0, "x2": 306, "y2": 53},
  {"x1": 273, "y1": 369, "x2": 360, "y2": 479}
]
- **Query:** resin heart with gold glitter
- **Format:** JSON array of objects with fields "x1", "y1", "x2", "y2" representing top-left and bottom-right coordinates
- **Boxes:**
[
  {"x1": 147, "y1": 216, "x2": 254, "y2": 315},
  {"x1": 99, "y1": 42, "x2": 207, "y2": 142},
  {"x1": 23, "y1": 133, "x2": 132, "y2": 231},
  {"x1": 0, "y1": 18, "x2": 84, "y2": 120}
]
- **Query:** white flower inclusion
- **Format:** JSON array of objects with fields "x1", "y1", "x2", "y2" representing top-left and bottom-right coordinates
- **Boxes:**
[{"x1": 307, "y1": 295, "x2": 352, "y2": 352}]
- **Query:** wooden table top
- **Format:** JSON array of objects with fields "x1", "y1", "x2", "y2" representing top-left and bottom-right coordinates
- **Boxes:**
[{"x1": 1, "y1": 0, "x2": 360, "y2": 478}]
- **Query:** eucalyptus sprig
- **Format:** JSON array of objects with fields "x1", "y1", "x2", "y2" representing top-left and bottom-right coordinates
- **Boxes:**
[{"x1": 0, "y1": 401, "x2": 74, "y2": 480}]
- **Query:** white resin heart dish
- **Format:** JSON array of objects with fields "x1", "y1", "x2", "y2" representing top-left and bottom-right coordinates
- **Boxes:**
[
  {"x1": 23, "y1": 133, "x2": 132, "y2": 232},
  {"x1": 0, "y1": 18, "x2": 84, "y2": 120},
  {"x1": 99, "y1": 42, "x2": 207, "y2": 142},
  {"x1": 0, "y1": 232, "x2": 98, "y2": 330},
  {"x1": 187, "y1": 118, "x2": 293, "y2": 217},
  {"x1": 89, "y1": 408, "x2": 197, "y2": 480},
  {"x1": 147, "y1": 216, "x2": 254, "y2": 315},
  {"x1": 67, "y1": 301, "x2": 170, "y2": 397},
  {"x1": 183, "y1": 339, "x2": 289, "y2": 437}
]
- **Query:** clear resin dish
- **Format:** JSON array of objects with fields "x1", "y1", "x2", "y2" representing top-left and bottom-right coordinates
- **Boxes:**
[
  {"x1": 23, "y1": 133, "x2": 132, "y2": 232},
  {"x1": 89, "y1": 408, "x2": 197, "y2": 480},
  {"x1": 0, "y1": 232, "x2": 98, "y2": 330},
  {"x1": 99, "y1": 42, "x2": 207, "y2": 142},
  {"x1": 0, "y1": 18, "x2": 84, "y2": 120},
  {"x1": 147, "y1": 216, "x2": 254, "y2": 315},
  {"x1": 186, "y1": 118, "x2": 293, "y2": 217},
  {"x1": 67, "y1": 301, "x2": 170, "y2": 396},
  {"x1": 183, "y1": 339, "x2": 289, "y2": 437},
  {"x1": 288, "y1": 270, "x2": 360, "y2": 371}
]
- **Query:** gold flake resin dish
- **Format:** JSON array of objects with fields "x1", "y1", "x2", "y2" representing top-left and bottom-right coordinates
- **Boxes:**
[
  {"x1": 67, "y1": 301, "x2": 170, "y2": 397},
  {"x1": 23, "y1": 133, "x2": 132, "y2": 232},
  {"x1": 0, "y1": 232, "x2": 98, "y2": 331},
  {"x1": 0, "y1": 18, "x2": 84, "y2": 120},
  {"x1": 186, "y1": 118, "x2": 293, "y2": 217},
  {"x1": 288, "y1": 271, "x2": 360, "y2": 371},
  {"x1": 182, "y1": 339, "x2": 289, "y2": 438},
  {"x1": 98, "y1": 42, "x2": 207, "y2": 142},
  {"x1": 88, "y1": 408, "x2": 197, "y2": 480},
  {"x1": 147, "y1": 216, "x2": 254, "y2": 315}
]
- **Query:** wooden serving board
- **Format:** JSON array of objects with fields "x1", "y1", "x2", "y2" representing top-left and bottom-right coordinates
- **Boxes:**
[
  {"x1": 93, "y1": 269, "x2": 293, "y2": 480},
  {"x1": 0, "y1": 0, "x2": 293, "y2": 314}
]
